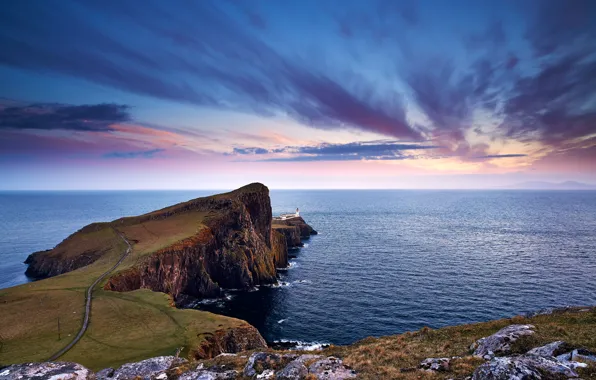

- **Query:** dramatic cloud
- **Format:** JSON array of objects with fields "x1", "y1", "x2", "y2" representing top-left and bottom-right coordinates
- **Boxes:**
[
  {"x1": 231, "y1": 141, "x2": 439, "y2": 162},
  {"x1": 0, "y1": 1, "x2": 419, "y2": 140},
  {"x1": 103, "y1": 149, "x2": 165, "y2": 159},
  {"x1": 0, "y1": 103, "x2": 131, "y2": 131}
]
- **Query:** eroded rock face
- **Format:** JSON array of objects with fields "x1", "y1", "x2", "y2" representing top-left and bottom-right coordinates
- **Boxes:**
[
  {"x1": 0, "y1": 362, "x2": 92, "y2": 380},
  {"x1": 472, "y1": 324, "x2": 535, "y2": 359},
  {"x1": 96, "y1": 356, "x2": 186, "y2": 380},
  {"x1": 472, "y1": 354, "x2": 579, "y2": 380},
  {"x1": 244, "y1": 352, "x2": 284, "y2": 378},
  {"x1": 192, "y1": 325, "x2": 267, "y2": 359},
  {"x1": 178, "y1": 366, "x2": 238, "y2": 380}
]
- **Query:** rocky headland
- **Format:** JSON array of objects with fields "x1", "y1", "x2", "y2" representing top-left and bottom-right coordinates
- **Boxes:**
[
  {"x1": 0, "y1": 183, "x2": 316, "y2": 369},
  {"x1": 1, "y1": 183, "x2": 595, "y2": 379}
]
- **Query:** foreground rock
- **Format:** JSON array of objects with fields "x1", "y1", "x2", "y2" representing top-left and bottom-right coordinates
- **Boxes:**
[
  {"x1": 0, "y1": 362, "x2": 91, "y2": 380},
  {"x1": 96, "y1": 356, "x2": 186, "y2": 379},
  {"x1": 526, "y1": 341, "x2": 572, "y2": 357},
  {"x1": 419, "y1": 357, "x2": 451, "y2": 372},
  {"x1": 472, "y1": 324, "x2": 535, "y2": 359},
  {"x1": 472, "y1": 354, "x2": 579, "y2": 379}
]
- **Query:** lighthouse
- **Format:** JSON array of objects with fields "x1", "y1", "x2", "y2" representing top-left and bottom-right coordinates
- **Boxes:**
[{"x1": 295, "y1": 207, "x2": 300, "y2": 217}]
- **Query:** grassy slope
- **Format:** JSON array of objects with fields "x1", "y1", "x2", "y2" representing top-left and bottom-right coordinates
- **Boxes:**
[
  {"x1": 0, "y1": 199, "x2": 245, "y2": 370},
  {"x1": 326, "y1": 306, "x2": 596, "y2": 379},
  {"x1": 188, "y1": 307, "x2": 596, "y2": 380}
]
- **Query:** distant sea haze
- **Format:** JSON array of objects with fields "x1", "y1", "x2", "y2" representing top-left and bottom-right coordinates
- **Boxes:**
[{"x1": 1, "y1": 190, "x2": 595, "y2": 345}]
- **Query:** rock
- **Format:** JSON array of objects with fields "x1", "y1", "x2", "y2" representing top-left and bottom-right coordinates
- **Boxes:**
[
  {"x1": 257, "y1": 369, "x2": 276, "y2": 379},
  {"x1": 98, "y1": 356, "x2": 186, "y2": 379},
  {"x1": 527, "y1": 341, "x2": 572, "y2": 357},
  {"x1": 0, "y1": 362, "x2": 92, "y2": 379},
  {"x1": 308, "y1": 357, "x2": 357, "y2": 380},
  {"x1": 419, "y1": 357, "x2": 450, "y2": 372},
  {"x1": 244, "y1": 352, "x2": 283, "y2": 378},
  {"x1": 472, "y1": 355, "x2": 579, "y2": 379},
  {"x1": 571, "y1": 348, "x2": 596, "y2": 363},
  {"x1": 276, "y1": 360, "x2": 308, "y2": 379},
  {"x1": 193, "y1": 325, "x2": 267, "y2": 359},
  {"x1": 96, "y1": 368, "x2": 115, "y2": 378},
  {"x1": 472, "y1": 324, "x2": 535, "y2": 358},
  {"x1": 178, "y1": 368, "x2": 238, "y2": 380}
]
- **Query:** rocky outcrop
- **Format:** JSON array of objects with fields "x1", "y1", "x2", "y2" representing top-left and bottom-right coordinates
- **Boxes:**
[
  {"x1": 192, "y1": 325, "x2": 267, "y2": 359},
  {"x1": 527, "y1": 341, "x2": 572, "y2": 357},
  {"x1": 0, "y1": 361, "x2": 92, "y2": 379},
  {"x1": 96, "y1": 356, "x2": 187, "y2": 380},
  {"x1": 272, "y1": 216, "x2": 317, "y2": 250},
  {"x1": 472, "y1": 355, "x2": 579, "y2": 379},
  {"x1": 471, "y1": 324, "x2": 535, "y2": 359},
  {"x1": 103, "y1": 183, "x2": 282, "y2": 302}
]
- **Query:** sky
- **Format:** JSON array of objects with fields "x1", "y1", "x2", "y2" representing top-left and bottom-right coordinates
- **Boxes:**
[{"x1": 0, "y1": 0, "x2": 595, "y2": 190}]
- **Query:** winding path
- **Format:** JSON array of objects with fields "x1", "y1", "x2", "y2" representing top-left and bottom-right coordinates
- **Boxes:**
[{"x1": 47, "y1": 229, "x2": 131, "y2": 361}]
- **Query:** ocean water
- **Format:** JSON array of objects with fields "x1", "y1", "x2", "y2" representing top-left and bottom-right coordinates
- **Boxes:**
[{"x1": 1, "y1": 190, "x2": 595, "y2": 347}]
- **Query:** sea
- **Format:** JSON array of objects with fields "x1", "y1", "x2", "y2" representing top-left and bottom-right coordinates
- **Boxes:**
[{"x1": 1, "y1": 190, "x2": 595, "y2": 348}]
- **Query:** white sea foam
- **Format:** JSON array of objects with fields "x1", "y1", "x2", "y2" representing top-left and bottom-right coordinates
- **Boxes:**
[
  {"x1": 294, "y1": 279, "x2": 312, "y2": 284},
  {"x1": 277, "y1": 318, "x2": 288, "y2": 324},
  {"x1": 273, "y1": 339, "x2": 330, "y2": 351}
]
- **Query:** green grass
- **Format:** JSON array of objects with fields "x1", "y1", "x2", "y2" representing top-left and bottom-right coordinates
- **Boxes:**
[{"x1": 0, "y1": 194, "x2": 248, "y2": 370}]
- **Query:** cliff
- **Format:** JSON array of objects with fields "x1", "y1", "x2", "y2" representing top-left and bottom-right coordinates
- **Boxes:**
[
  {"x1": 4, "y1": 183, "x2": 319, "y2": 369},
  {"x1": 272, "y1": 216, "x2": 318, "y2": 248}
]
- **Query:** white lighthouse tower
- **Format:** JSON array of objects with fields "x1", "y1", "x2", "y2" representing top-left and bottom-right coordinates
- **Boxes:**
[{"x1": 295, "y1": 207, "x2": 300, "y2": 217}]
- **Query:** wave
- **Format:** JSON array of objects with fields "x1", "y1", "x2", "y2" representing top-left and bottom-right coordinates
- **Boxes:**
[
  {"x1": 294, "y1": 279, "x2": 312, "y2": 284},
  {"x1": 263, "y1": 281, "x2": 291, "y2": 288},
  {"x1": 277, "y1": 318, "x2": 288, "y2": 324},
  {"x1": 270, "y1": 339, "x2": 330, "y2": 351}
]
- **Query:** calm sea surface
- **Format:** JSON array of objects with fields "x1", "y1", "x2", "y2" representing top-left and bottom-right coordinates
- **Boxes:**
[{"x1": 1, "y1": 190, "x2": 595, "y2": 346}]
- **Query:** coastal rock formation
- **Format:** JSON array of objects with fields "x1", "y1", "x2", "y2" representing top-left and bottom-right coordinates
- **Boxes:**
[
  {"x1": 472, "y1": 324, "x2": 535, "y2": 359},
  {"x1": 24, "y1": 183, "x2": 314, "y2": 304},
  {"x1": 272, "y1": 216, "x2": 318, "y2": 249},
  {"x1": 0, "y1": 361, "x2": 92, "y2": 380},
  {"x1": 96, "y1": 356, "x2": 187, "y2": 380},
  {"x1": 193, "y1": 325, "x2": 267, "y2": 359},
  {"x1": 472, "y1": 354, "x2": 579, "y2": 379}
]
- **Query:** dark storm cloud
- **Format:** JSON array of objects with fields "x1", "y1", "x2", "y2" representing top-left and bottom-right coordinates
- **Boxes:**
[
  {"x1": 1, "y1": 0, "x2": 595, "y2": 160},
  {"x1": 230, "y1": 141, "x2": 439, "y2": 161},
  {"x1": 0, "y1": 103, "x2": 131, "y2": 131},
  {"x1": 0, "y1": 0, "x2": 419, "y2": 140},
  {"x1": 103, "y1": 148, "x2": 165, "y2": 159}
]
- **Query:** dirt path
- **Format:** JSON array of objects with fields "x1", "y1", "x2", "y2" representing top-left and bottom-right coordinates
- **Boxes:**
[{"x1": 47, "y1": 229, "x2": 131, "y2": 361}]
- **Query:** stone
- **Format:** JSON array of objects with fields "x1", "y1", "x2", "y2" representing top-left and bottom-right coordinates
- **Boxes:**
[
  {"x1": 571, "y1": 348, "x2": 596, "y2": 363},
  {"x1": 472, "y1": 324, "x2": 535, "y2": 359},
  {"x1": 257, "y1": 369, "x2": 276, "y2": 379},
  {"x1": 178, "y1": 368, "x2": 238, "y2": 380},
  {"x1": 419, "y1": 357, "x2": 450, "y2": 372},
  {"x1": 308, "y1": 357, "x2": 357, "y2": 380},
  {"x1": 99, "y1": 356, "x2": 186, "y2": 379},
  {"x1": 0, "y1": 362, "x2": 92, "y2": 380},
  {"x1": 276, "y1": 360, "x2": 308, "y2": 379},
  {"x1": 472, "y1": 354, "x2": 579, "y2": 379},
  {"x1": 244, "y1": 352, "x2": 283, "y2": 378},
  {"x1": 527, "y1": 341, "x2": 572, "y2": 357}
]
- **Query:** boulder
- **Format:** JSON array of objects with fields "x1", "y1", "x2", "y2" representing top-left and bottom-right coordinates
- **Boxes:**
[
  {"x1": 178, "y1": 368, "x2": 238, "y2": 380},
  {"x1": 527, "y1": 341, "x2": 571, "y2": 357},
  {"x1": 0, "y1": 362, "x2": 92, "y2": 380},
  {"x1": 472, "y1": 324, "x2": 535, "y2": 359},
  {"x1": 472, "y1": 354, "x2": 579, "y2": 379},
  {"x1": 276, "y1": 360, "x2": 308, "y2": 379},
  {"x1": 97, "y1": 356, "x2": 186, "y2": 379},
  {"x1": 307, "y1": 357, "x2": 357, "y2": 380},
  {"x1": 571, "y1": 348, "x2": 596, "y2": 363},
  {"x1": 244, "y1": 352, "x2": 283, "y2": 378},
  {"x1": 419, "y1": 357, "x2": 450, "y2": 372}
]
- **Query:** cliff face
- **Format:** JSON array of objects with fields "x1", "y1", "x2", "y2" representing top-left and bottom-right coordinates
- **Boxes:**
[
  {"x1": 103, "y1": 183, "x2": 283, "y2": 303},
  {"x1": 272, "y1": 216, "x2": 318, "y2": 249}
]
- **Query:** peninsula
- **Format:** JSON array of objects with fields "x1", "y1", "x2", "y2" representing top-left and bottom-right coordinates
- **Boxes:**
[{"x1": 0, "y1": 183, "x2": 316, "y2": 369}]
